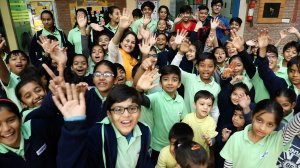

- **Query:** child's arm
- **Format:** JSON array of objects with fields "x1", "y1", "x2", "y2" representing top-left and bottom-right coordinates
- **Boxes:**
[
  {"x1": 133, "y1": 57, "x2": 157, "y2": 87},
  {"x1": 282, "y1": 112, "x2": 300, "y2": 144},
  {"x1": 274, "y1": 29, "x2": 288, "y2": 47},
  {"x1": 135, "y1": 68, "x2": 160, "y2": 93},
  {"x1": 0, "y1": 39, "x2": 10, "y2": 85},
  {"x1": 256, "y1": 29, "x2": 288, "y2": 96},
  {"x1": 210, "y1": 18, "x2": 219, "y2": 48},
  {"x1": 287, "y1": 27, "x2": 300, "y2": 40}
]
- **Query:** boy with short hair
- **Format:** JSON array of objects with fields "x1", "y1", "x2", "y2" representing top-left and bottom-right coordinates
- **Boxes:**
[
  {"x1": 182, "y1": 90, "x2": 218, "y2": 154},
  {"x1": 174, "y1": 5, "x2": 196, "y2": 34},
  {"x1": 0, "y1": 49, "x2": 29, "y2": 110},
  {"x1": 136, "y1": 65, "x2": 188, "y2": 165},
  {"x1": 156, "y1": 122, "x2": 194, "y2": 168},
  {"x1": 131, "y1": 1, "x2": 157, "y2": 34},
  {"x1": 208, "y1": 0, "x2": 229, "y2": 40},
  {"x1": 56, "y1": 84, "x2": 153, "y2": 167}
]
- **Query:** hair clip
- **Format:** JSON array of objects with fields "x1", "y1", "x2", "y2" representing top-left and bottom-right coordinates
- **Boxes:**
[
  {"x1": 191, "y1": 144, "x2": 201, "y2": 150},
  {"x1": 177, "y1": 143, "x2": 182, "y2": 147}
]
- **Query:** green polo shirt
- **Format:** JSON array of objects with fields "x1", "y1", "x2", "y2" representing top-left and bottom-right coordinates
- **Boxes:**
[
  {"x1": 42, "y1": 28, "x2": 63, "y2": 47},
  {"x1": 275, "y1": 65, "x2": 291, "y2": 86},
  {"x1": 146, "y1": 90, "x2": 188, "y2": 151},
  {"x1": 181, "y1": 70, "x2": 221, "y2": 113},
  {"x1": 0, "y1": 72, "x2": 22, "y2": 110},
  {"x1": 131, "y1": 18, "x2": 157, "y2": 34},
  {"x1": 68, "y1": 27, "x2": 82, "y2": 54},
  {"x1": 251, "y1": 70, "x2": 270, "y2": 103},
  {"x1": 111, "y1": 121, "x2": 142, "y2": 168},
  {"x1": 220, "y1": 124, "x2": 292, "y2": 168},
  {"x1": 105, "y1": 23, "x2": 118, "y2": 34},
  {"x1": 283, "y1": 110, "x2": 294, "y2": 125}
]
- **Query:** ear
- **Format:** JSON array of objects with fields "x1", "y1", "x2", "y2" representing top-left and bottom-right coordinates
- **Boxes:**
[
  {"x1": 107, "y1": 111, "x2": 112, "y2": 120},
  {"x1": 177, "y1": 82, "x2": 181, "y2": 88},
  {"x1": 291, "y1": 102, "x2": 296, "y2": 109},
  {"x1": 21, "y1": 102, "x2": 28, "y2": 109}
]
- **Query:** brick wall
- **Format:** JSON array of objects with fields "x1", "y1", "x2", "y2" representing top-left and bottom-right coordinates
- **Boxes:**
[
  {"x1": 55, "y1": 0, "x2": 127, "y2": 36},
  {"x1": 243, "y1": 0, "x2": 300, "y2": 53}
]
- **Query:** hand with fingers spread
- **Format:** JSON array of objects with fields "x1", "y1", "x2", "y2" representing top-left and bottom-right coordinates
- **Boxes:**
[
  {"x1": 175, "y1": 29, "x2": 188, "y2": 45},
  {"x1": 37, "y1": 36, "x2": 51, "y2": 54},
  {"x1": 179, "y1": 40, "x2": 190, "y2": 55},
  {"x1": 230, "y1": 75, "x2": 244, "y2": 84},
  {"x1": 139, "y1": 39, "x2": 151, "y2": 57},
  {"x1": 257, "y1": 29, "x2": 271, "y2": 49},
  {"x1": 194, "y1": 20, "x2": 203, "y2": 32},
  {"x1": 279, "y1": 29, "x2": 288, "y2": 39},
  {"x1": 0, "y1": 37, "x2": 6, "y2": 50},
  {"x1": 246, "y1": 39, "x2": 257, "y2": 47},
  {"x1": 76, "y1": 82, "x2": 89, "y2": 93},
  {"x1": 222, "y1": 61, "x2": 237, "y2": 79},
  {"x1": 206, "y1": 31, "x2": 215, "y2": 46},
  {"x1": 149, "y1": 33, "x2": 157, "y2": 47},
  {"x1": 136, "y1": 68, "x2": 161, "y2": 92},
  {"x1": 138, "y1": 25, "x2": 151, "y2": 40},
  {"x1": 287, "y1": 27, "x2": 300, "y2": 34},
  {"x1": 140, "y1": 57, "x2": 157, "y2": 71},
  {"x1": 230, "y1": 30, "x2": 245, "y2": 52},
  {"x1": 143, "y1": 15, "x2": 151, "y2": 28},
  {"x1": 48, "y1": 41, "x2": 67, "y2": 68},
  {"x1": 174, "y1": 14, "x2": 183, "y2": 24},
  {"x1": 43, "y1": 63, "x2": 65, "y2": 95},
  {"x1": 52, "y1": 83, "x2": 86, "y2": 118},
  {"x1": 90, "y1": 23, "x2": 104, "y2": 32},
  {"x1": 210, "y1": 18, "x2": 220, "y2": 30},
  {"x1": 222, "y1": 128, "x2": 232, "y2": 142},
  {"x1": 238, "y1": 93, "x2": 251, "y2": 113},
  {"x1": 119, "y1": 8, "x2": 132, "y2": 30}
]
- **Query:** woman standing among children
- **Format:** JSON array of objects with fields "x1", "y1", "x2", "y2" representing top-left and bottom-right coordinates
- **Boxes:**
[{"x1": 108, "y1": 8, "x2": 140, "y2": 81}]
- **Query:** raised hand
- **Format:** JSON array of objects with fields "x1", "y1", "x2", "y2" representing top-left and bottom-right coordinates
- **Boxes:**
[
  {"x1": 222, "y1": 61, "x2": 237, "y2": 79},
  {"x1": 279, "y1": 29, "x2": 288, "y2": 39},
  {"x1": 138, "y1": 25, "x2": 150, "y2": 40},
  {"x1": 143, "y1": 15, "x2": 151, "y2": 27},
  {"x1": 42, "y1": 63, "x2": 65, "y2": 95},
  {"x1": 287, "y1": 27, "x2": 299, "y2": 34},
  {"x1": 140, "y1": 57, "x2": 157, "y2": 71},
  {"x1": 149, "y1": 33, "x2": 157, "y2": 46},
  {"x1": 194, "y1": 20, "x2": 203, "y2": 32},
  {"x1": 139, "y1": 39, "x2": 151, "y2": 56},
  {"x1": 206, "y1": 31, "x2": 216, "y2": 46},
  {"x1": 246, "y1": 39, "x2": 257, "y2": 47},
  {"x1": 175, "y1": 29, "x2": 188, "y2": 45},
  {"x1": 238, "y1": 93, "x2": 251, "y2": 111},
  {"x1": 230, "y1": 75, "x2": 244, "y2": 84},
  {"x1": 119, "y1": 8, "x2": 132, "y2": 29},
  {"x1": 37, "y1": 36, "x2": 51, "y2": 54},
  {"x1": 52, "y1": 83, "x2": 86, "y2": 118},
  {"x1": 48, "y1": 41, "x2": 67, "y2": 69},
  {"x1": 210, "y1": 18, "x2": 220, "y2": 30},
  {"x1": 0, "y1": 36, "x2": 6, "y2": 50},
  {"x1": 90, "y1": 23, "x2": 104, "y2": 32},
  {"x1": 136, "y1": 68, "x2": 160, "y2": 92},
  {"x1": 174, "y1": 14, "x2": 183, "y2": 24},
  {"x1": 257, "y1": 29, "x2": 271, "y2": 49},
  {"x1": 222, "y1": 128, "x2": 232, "y2": 142},
  {"x1": 179, "y1": 40, "x2": 190, "y2": 54},
  {"x1": 230, "y1": 29, "x2": 245, "y2": 52}
]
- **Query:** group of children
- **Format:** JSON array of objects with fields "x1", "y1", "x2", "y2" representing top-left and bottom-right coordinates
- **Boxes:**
[{"x1": 0, "y1": 0, "x2": 300, "y2": 167}]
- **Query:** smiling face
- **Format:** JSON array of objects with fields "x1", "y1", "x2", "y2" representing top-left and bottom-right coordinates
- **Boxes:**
[
  {"x1": 275, "y1": 96, "x2": 295, "y2": 117},
  {"x1": 120, "y1": 34, "x2": 136, "y2": 54},
  {"x1": 91, "y1": 45, "x2": 104, "y2": 63},
  {"x1": 230, "y1": 21, "x2": 240, "y2": 32},
  {"x1": 266, "y1": 52, "x2": 278, "y2": 71},
  {"x1": 19, "y1": 81, "x2": 46, "y2": 108},
  {"x1": 41, "y1": 13, "x2": 54, "y2": 31},
  {"x1": 283, "y1": 47, "x2": 298, "y2": 62},
  {"x1": 159, "y1": 7, "x2": 168, "y2": 20},
  {"x1": 182, "y1": 12, "x2": 191, "y2": 22},
  {"x1": 156, "y1": 34, "x2": 167, "y2": 51},
  {"x1": 110, "y1": 8, "x2": 120, "y2": 23},
  {"x1": 107, "y1": 98, "x2": 140, "y2": 136},
  {"x1": 0, "y1": 108, "x2": 21, "y2": 148},
  {"x1": 186, "y1": 45, "x2": 196, "y2": 61},
  {"x1": 226, "y1": 43, "x2": 238, "y2": 57},
  {"x1": 71, "y1": 55, "x2": 88, "y2": 77},
  {"x1": 197, "y1": 59, "x2": 215, "y2": 83},
  {"x1": 160, "y1": 74, "x2": 181, "y2": 98},
  {"x1": 288, "y1": 64, "x2": 300, "y2": 86},
  {"x1": 230, "y1": 88, "x2": 246, "y2": 105},
  {"x1": 198, "y1": 9, "x2": 208, "y2": 22},
  {"x1": 194, "y1": 98, "x2": 213, "y2": 119},
  {"x1": 116, "y1": 68, "x2": 126, "y2": 85},
  {"x1": 251, "y1": 111, "x2": 276, "y2": 141},
  {"x1": 214, "y1": 48, "x2": 226, "y2": 65},
  {"x1": 98, "y1": 35, "x2": 110, "y2": 50},
  {"x1": 7, "y1": 53, "x2": 28, "y2": 75},
  {"x1": 157, "y1": 20, "x2": 167, "y2": 32},
  {"x1": 142, "y1": 6, "x2": 153, "y2": 18},
  {"x1": 232, "y1": 110, "x2": 245, "y2": 129},
  {"x1": 231, "y1": 58, "x2": 244, "y2": 76},
  {"x1": 93, "y1": 64, "x2": 116, "y2": 97},
  {"x1": 212, "y1": 3, "x2": 222, "y2": 15}
]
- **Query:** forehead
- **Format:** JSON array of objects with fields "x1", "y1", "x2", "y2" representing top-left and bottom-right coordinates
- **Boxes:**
[
  {"x1": 9, "y1": 53, "x2": 27, "y2": 59},
  {"x1": 254, "y1": 111, "x2": 276, "y2": 123},
  {"x1": 157, "y1": 34, "x2": 167, "y2": 39},
  {"x1": 234, "y1": 110, "x2": 243, "y2": 115},
  {"x1": 196, "y1": 98, "x2": 213, "y2": 104},
  {"x1": 285, "y1": 47, "x2": 297, "y2": 51},
  {"x1": 161, "y1": 73, "x2": 179, "y2": 78},
  {"x1": 124, "y1": 34, "x2": 136, "y2": 41},
  {"x1": 199, "y1": 59, "x2": 214, "y2": 65},
  {"x1": 111, "y1": 98, "x2": 136, "y2": 107},
  {"x1": 74, "y1": 55, "x2": 87, "y2": 61},
  {"x1": 99, "y1": 35, "x2": 110, "y2": 40},
  {"x1": 77, "y1": 11, "x2": 86, "y2": 16},
  {"x1": 0, "y1": 108, "x2": 17, "y2": 120},
  {"x1": 276, "y1": 96, "x2": 290, "y2": 104},
  {"x1": 199, "y1": 9, "x2": 208, "y2": 13},
  {"x1": 41, "y1": 13, "x2": 52, "y2": 18},
  {"x1": 232, "y1": 88, "x2": 246, "y2": 94},
  {"x1": 95, "y1": 64, "x2": 113, "y2": 72},
  {"x1": 289, "y1": 64, "x2": 300, "y2": 71},
  {"x1": 143, "y1": 6, "x2": 152, "y2": 10},
  {"x1": 93, "y1": 45, "x2": 102, "y2": 50},
  {"x1": 231, "y1": 21, "x2": 240, "y2": 25},
  {"x1": 158, "y1": 20, "x2": 166, "y2": 24},
  {"x1": 215, "y1": 48, "x2": 225, "y2": 52},
  {"x1": 20, "y1": 82, "x2": 42, "y2": 94}
]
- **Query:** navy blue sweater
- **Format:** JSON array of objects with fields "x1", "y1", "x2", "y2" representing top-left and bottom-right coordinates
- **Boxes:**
[
  {"x1": 57, "y1": 120, "x2": 153, "y2": 168},
  {"x1": 0, "y1": 119, "x2": 61, "y2": 168}
]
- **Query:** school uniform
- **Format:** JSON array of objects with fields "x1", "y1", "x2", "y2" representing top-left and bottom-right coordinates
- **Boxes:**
[
  {"x1": 156, "y1": 145, "x2": 177, "y2": 168},
  {"x1": 174, "y1": 21, "x2": 196, "y2": 35},
  {"x1": 189, "y1": 19, "x2": 210, "y2": 44},
  {"x1": 105, "y1": 23, "x2": 118, "y2": 34},
  {"x1": 131, "y1": 18, "x2": 157, "y2": 34},
  {"x1": 277, "y1": 135, "x2": 300, "y2": 167},
  {"x1": 0, "y1": 119, "x2": 61, "y2": 168},
  {"x1": 57, "y1": 117, "x2": 153, "y2": 168},
  {"x1": 68, "y1": 27, "x2": 84, "y2": 54},
  {"x1": 0, "y1": 73, "x2": 22, "y2": 110},
  {"x1": 142, "y1": 90, "x2": 188, "y2": 152}
]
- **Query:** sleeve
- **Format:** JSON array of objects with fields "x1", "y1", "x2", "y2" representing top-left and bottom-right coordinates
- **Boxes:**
[
  {"x1": 190, "y1": 31, "x2": 197, "y2": 42},
  {"x1": 108, "y1": 40, "x2": 119, "y2": 63},
  {"x1": 239, "y1": 49, "x2": 256, "y2": 78},
  {"x1": 224, "y1": 160, "x2": 233, "y2": 168},
  {"x1": 131, "y1": 20, "x2": 140, "y2": 35},
  {"x1": 29, "y1": 33, "x2": 38, "y2": 67},
  {"x1": 208, "y1": 118, "x2": 218, "y2": 138},
  {"x1": 220, "y1": 134, "x2": 236, "y2": 163},
  {"x1": 282, "y1": 112, "x2": 300, "y2": 144},
  {"x1": 256, "y1": 56, "x2": 288, "y2": 97},
  {"x1": 155, "y1": 149, "x2": 167, "y2": 168},
  {"x1": 170, "y1": 52, "x2": 184, "y2": 66},
  {"x1": 180, "y1": 102, "x2": 188, "y2": 120},
  {"x1": 211, "y1": 106, "x2": 220, "y2": 124}
]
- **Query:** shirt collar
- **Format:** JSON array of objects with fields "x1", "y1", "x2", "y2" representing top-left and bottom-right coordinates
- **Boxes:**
[
  {"x1": 198, "y1": 76, "x2": 215, "y2": 86},
  {"x1": 112, "y1": 121, "x2": 142, "y2": 139},
  {"x1": 95, "y1": 88, "x2": 106, "y2": 102},
  {"x1": 161, "y1": 90, "x2": 180, "y2": 102},
  {"x1": 243, "y1": 124, "x2": 271, "y2": 146}
]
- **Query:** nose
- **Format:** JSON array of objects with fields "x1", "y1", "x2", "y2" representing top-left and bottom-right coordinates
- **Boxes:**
[
  {"x1": 1, "y1": 122, "x2": 10, "y2": 132},
  {"x1": 260, "y1": 124, "x2": 266, "y2": 131},
  {"x1": 33, "y1": 92, "x2": 40, "y2": 100}
]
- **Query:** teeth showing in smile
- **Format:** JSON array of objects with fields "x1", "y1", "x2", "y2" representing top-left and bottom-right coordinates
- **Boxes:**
[{"x1": 3, "y1": 133, "x2": 13, "y2": 138}]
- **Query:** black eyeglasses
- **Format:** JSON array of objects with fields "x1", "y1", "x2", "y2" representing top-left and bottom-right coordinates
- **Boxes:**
[{"x1": 110, "y1": 105, "x2": 140, "y2": 115}]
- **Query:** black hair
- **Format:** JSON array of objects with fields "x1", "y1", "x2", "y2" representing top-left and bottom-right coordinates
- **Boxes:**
[
  {"x1": 91, "y1": 44, "x2": 105, "y2": 56},
  {"x1": 106, "y1": 84, "x2": 142, "y2": 111},
  {"x1": 41, "y1": 10, "x2": 54, "y2": 20},
  {"x1": 46, "y1": 35, "x2": 58, "y2": 41},
  {"x1": 159, "y1": 65, "x2": 181, "y2": 82},
  {"x1": 231, "y1": 82, "x2": 250, "y2": 96},
  {"x1": 93, "y1": 60, "x2": 118, "y2": 78},
  {"x1": 72, "y1": 54, "x2": 88, "y2": 65},
  {"x1": 275, "y1": 88, "x2": 297, "y2": 103},
  {"x1": 0, "y1": 99, "x2": 20, "y2": 119},
  {"x1": 287, "y1": 56, "x2": 300, "y2": 73},
  {"x1": 114, "y1": 63, "x2": 126, "y2": 72},
  {"x1": 150, "y1": 46, "x2": 157, "y2": 53},
  {"x1": 5, "y1": 50, "x2": 29, "y2": 64},
  {"x1": 168, "y1": 32, "x2": 177, "y2": 42},
  {"x1": 234, "y1": 104, "x2": 244, "y2": 112},
  {"x1": 141, "y1": 1, "x2": 155, "y2": 11},
  {"x1": 132, "y1": 8, "x2": 143, "y2": 18},
  {"x1": 15, "y1": 78, "x2": 44, "y2": 103},
  {"x1": 230, "y1": 17, "x2": 242, "y2": 26},
  {"x1": 73, "y1": 8, "x2": 88, "y2": 28},
  {"x1": 252, "y1": 99, "x2": 283, "y2": 128},
  {"x1": 198, "y1": 5, "x2": 209, "y2": 12},
  {"x1": 211, "y1": 0, "x2": 223, "y2": 7},
  {"x1": 175, "y1": 140, "x2": 208, "y2": 168},
  {"x1": 158, "y1": 5, "x2": 171, "y2": 20},
  {"x1": 169, "y1": 122, "x2": 194, "y2": 141},
  {"x1": 179, "y1": 5, "x2": 192, "y2": 14},
  {"x1": 212, "y1": 46, "x2": 228, "y2": 58},
  {"x1": 104, "y1": 6, "x2": 120, "y2": 24},
  {"x1": 196, "y1": 52, "x2": 216, "y2": 66},
  {"x1": 283, "y1": 41, "x2": 300, "y2": 53},
  {"x1": 119, "y1": 30, "x2": 140, "y2": 59},
  {"x1": 194, "y1": 90, "x2": 215, "y2": 104},
  {"x1": 132, "y1": 62, "x2": 141, "y2": 79},
  {"x1": 156, "y1": 32, "x2": 168, "y2": 39},
  {"x1": 228, "y1": 55, "x2": 242, "y2": 64},
  {"x1": 266, "y1": 44, "x2": 278, "y2": 57}
]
